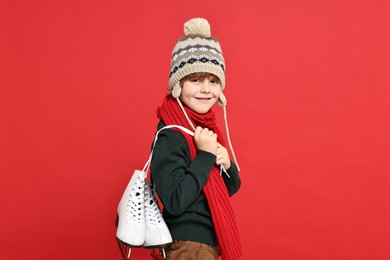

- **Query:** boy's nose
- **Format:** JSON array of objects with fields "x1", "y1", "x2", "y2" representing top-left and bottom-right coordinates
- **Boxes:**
[{"x1": 200, "y1": 80, "x2": 211, "y2": 92}]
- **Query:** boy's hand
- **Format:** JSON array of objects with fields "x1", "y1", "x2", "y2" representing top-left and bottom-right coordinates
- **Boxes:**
[
  {"x1": 216, "y1": 143, "x2": 231, "y2": 170},
  {"x1": 194, "y1": 127, "x2": 218, "y2": 155}
]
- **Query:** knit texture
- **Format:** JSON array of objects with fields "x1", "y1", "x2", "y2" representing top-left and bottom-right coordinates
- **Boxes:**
[{"x1": 157, "y1": 95, "x2": 243, "y2": 260}]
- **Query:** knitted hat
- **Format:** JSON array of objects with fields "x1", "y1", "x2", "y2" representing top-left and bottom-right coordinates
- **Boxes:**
[{"x1": 169, "y1": 18, "x2": 227, "y2": 107}]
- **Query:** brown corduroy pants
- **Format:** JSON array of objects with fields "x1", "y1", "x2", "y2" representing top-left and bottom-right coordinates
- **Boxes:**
[{"x1": 165, "y1": 240, "x2": 219, "y2": 260}]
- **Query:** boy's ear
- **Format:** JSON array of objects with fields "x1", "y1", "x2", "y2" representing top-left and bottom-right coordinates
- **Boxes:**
[{"x1": 172, "y1": 82, "x2": 181, "y2": 98}]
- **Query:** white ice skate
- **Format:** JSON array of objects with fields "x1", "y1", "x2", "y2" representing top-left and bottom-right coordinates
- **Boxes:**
[
  {"x1": 116, "y1": 170, "x2": 146, "y2": 247},
  {"x1": 143, "y1": 182, "x2": 172, "y2": 248}
]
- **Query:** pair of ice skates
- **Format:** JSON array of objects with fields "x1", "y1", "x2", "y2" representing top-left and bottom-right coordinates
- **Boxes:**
[
  {"x1": 116, "y1": 125, "x2": 195, "y2": 259},
  {"x1": 116, "y1": 170, "x2": 172, "y2": 259}
]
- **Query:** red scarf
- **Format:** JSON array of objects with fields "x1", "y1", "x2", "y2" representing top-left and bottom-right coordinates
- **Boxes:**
[{"x1": 157, "y1": 95, "x2": 242, "y2": 260}]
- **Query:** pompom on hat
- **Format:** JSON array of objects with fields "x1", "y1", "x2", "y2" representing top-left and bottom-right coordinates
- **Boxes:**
[{"x1": 169, "y1": 18, "x2": 227, "y2": 107}]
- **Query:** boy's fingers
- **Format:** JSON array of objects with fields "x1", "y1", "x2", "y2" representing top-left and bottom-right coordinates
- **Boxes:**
[{"x1": 195, "y1": 126, "x2": 202, "y2": 136}]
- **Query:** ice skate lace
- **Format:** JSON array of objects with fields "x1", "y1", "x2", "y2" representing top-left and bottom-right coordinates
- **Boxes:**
[
  {"x1": 125, "y1": 174, "x2": 145, "y2": 224},
  {"x1": 144, "y1": 125, "x2": 230, "y2": 178},
  {"x1": 144, "y1": 186, "x2": 163, "y2": 230}
]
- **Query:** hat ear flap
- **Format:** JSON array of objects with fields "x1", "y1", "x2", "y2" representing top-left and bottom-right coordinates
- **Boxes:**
[
  {"x1": 217, "y1": 91, "x2": 227, "y2": 107},
  {"x1": 171, "y1": 82, "x2": 182, "y2": 98}
]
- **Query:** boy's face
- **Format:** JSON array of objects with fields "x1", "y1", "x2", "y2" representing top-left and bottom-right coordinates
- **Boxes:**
[{"x1": 179, "y1": 74, "x2": 221, "y2": 114}]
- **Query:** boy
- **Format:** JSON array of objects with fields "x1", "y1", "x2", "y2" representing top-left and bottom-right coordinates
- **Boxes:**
[{"x1": 151, "y1": 18, "x2": 242, "y2": 260}]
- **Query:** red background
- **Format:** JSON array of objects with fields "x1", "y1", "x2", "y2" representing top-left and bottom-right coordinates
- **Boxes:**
[{"x1": 1, "y1": 0, "x2": 389, "y2": 259}]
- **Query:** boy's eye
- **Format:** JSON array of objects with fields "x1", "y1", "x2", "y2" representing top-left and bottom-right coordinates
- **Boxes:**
[
  {"x1": 191, "y1": 79, "x2": 200, "y2": 82},
  {"x1": 210, "y1": 79, "x2": 220, "y2": 84}
]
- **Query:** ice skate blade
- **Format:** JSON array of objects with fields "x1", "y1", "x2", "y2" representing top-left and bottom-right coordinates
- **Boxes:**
[
  {"x1": 116, "y1": 237, "x2": 144, "y2": 248},
  {"x1": 143, "y1": 242, "x2": 172, "y2": 249}
]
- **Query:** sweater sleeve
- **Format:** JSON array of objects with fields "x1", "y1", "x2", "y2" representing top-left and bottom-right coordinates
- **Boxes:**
[
  {"x1": 222, "y1": 162, "x2": 241, "y2": 197},
  {"x1": 150, "y1": 128, "x2": 216, "y2": 216}
]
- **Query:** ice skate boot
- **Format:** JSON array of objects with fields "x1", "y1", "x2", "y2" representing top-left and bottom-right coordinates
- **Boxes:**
[
  {"x1": 143, "y1": 182, "x2": 172, "y2": 248},
  {"x1": 116, "y1": 170, "x2": 146, "y2": 247}
]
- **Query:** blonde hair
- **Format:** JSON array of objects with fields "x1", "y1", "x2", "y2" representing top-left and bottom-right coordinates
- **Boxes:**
[{"x1": 179, "y1": 73, "x2": 221, "y2": 87}]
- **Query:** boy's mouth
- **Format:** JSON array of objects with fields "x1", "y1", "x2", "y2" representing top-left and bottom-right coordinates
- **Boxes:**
[
  {"x1": 195, "y1": 97, "x2": 212, "y2": 100},
  {"x1": 195, "y1": 97, "x2": 212, "y2": 103}
]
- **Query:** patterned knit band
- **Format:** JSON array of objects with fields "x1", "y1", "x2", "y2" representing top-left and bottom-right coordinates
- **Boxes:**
[{"x1": 169, "y1": 18, "x2": 226, "y2": 106}]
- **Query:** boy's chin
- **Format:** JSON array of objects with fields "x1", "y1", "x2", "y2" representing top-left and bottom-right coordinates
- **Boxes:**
[{"x1": 192, "y1": 106, "x2": 213, "y2": 114}]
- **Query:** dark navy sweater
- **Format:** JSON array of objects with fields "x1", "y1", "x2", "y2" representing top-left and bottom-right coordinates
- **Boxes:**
[{"x1": 150, "y1": 121, "x2": 241, "y2": 246}]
